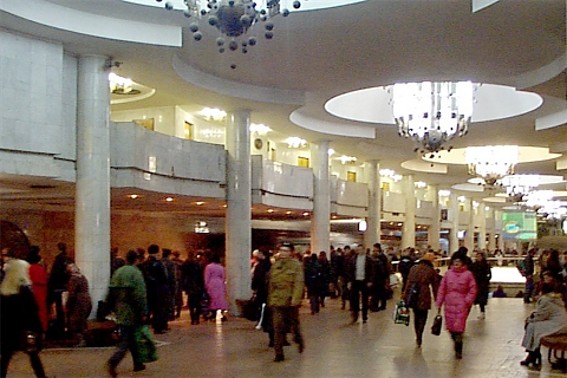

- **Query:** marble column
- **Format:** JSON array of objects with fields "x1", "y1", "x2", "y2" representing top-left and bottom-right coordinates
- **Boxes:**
[
  {"x1": 226, "y1": 110, "x2": 252, "y2": 314},
  {"x1": 488, "y1": 207, "x2": 496, "y2": 252},
  {"x1": 428, "y1": 186, "x2": 441, "y2": 251},
  {"x1": 310, "y1": 141, "x2": 331, "y2": 255},
  {"x1": 467, "y1": 199, "x2": 476, "y2": 251},
  {"x1": 75, "y1": 55, "x2": 111, "y2": 317},
  {"x1": 478, "y1": 203, "x2": 487, "y2": 250},
  {"x1": 495, "y1": 210, "x2": 503, "y2": 251},
  {"x1": 449, "y1": 193, "x2": 460, "y2": 253},
  {"x1": 401, "y1": 175, "x2": 416, "y2": 249},
  {"x1": 364, "y1": 160, "x2": 381, "y2": 249}
]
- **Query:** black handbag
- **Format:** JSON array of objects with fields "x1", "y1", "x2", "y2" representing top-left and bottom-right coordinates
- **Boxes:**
[
  {"x1": 431, "y1": 314, "x2": 443, "y2": 336},
  {"x1": 406, "y1": 283, "x2": 419, "y2": 308}
]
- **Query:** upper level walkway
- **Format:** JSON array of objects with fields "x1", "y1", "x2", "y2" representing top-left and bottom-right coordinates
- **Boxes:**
[{"x1": 6, "y1": 296, "x2": 565, "y2": 378}]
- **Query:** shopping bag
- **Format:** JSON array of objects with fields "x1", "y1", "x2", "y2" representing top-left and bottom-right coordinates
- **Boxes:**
[
  {"x1": 393, "y1": 300, "x2": 410, "y2": 326},
  {"x1": 431, "y1": 314, "x2": 443, "y2": 336},
  {"x1": 135, "y1": 325, "x2": 158, "y2": 363}
]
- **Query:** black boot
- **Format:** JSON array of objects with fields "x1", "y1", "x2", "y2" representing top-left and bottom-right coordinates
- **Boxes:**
[{"x1": 454, "y1": 334, "x2": 463, "y2": 359}]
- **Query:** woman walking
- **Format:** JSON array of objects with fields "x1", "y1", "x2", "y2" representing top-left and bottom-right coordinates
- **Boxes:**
[
  {"x1": 0, "y1": 258, "x2": 47, "y2": 377},
  {"x1": 402, "y1": 253, "x2": 440, "y2": 347},
  {"x1": 66, "y1": 262, "x2": 93, "y2": 346},
  {"x1": 204, "y1": 254, "x2": 228, "y2": 321},
  {"x1": 435, "y1": 250, "x2": 478, "y2": 359}
]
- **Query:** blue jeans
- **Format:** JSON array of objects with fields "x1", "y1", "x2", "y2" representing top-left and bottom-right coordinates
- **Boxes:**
[{"x1": 108, "y1": 325, "x2": 143, "y2": 369}]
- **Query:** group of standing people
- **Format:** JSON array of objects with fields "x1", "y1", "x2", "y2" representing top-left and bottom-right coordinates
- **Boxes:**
[{"x1": 0, "y1": 242, "x2": 92, "y2": 377}]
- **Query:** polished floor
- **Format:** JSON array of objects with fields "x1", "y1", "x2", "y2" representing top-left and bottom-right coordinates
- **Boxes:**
[{"x1": 5, "y1": 294, "x2": 566, "y2": 378}]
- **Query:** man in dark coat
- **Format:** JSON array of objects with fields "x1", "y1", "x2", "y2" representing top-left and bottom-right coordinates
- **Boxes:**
[
  {"x1": 346, "y1": 244, "x2": 374, "y2": 324},
  {"x1": 142, "y1": 244, "x2": 170, "y2": 334},
  {"x1": 181, "y1": 252, "x2": 204, "y2": 325},
  {"x1": 47, "y1": 242, "x2": 71, "y2": 338}
]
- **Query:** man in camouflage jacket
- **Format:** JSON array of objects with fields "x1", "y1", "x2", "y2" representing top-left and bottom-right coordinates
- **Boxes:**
[{"x1": 267, "y1": 242, "x2": 305, "y2": 362}]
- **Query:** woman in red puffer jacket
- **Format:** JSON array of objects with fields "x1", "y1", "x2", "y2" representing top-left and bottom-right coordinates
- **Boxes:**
[{"x1": 436, "y1": 248, "x2": 478, "y2": 359}]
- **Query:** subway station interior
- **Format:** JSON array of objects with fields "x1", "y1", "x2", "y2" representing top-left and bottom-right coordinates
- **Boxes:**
[{"x1": 0, "y1": 1, "x2": 566, "y2": 377}]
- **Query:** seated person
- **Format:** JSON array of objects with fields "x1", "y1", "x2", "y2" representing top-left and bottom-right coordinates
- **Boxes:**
[
  {"x1": 520, "y1": 271, "x2": 567, "y2": 369},
  {"x1": 492, "y1": 285, "x2": 507, "y2": 298}
]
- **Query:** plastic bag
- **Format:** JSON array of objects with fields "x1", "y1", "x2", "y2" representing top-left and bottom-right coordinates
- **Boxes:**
[
  {"x1": 135, "y1": 325, "x2": 158, "y2": 363},
  {"x1": 393, "y1": 300, "x2": 410, "y2": 326}
]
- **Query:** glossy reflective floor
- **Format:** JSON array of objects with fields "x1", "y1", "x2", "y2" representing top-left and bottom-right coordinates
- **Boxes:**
[{"x1": 6, "y1": 295, "x2": 566, "y2": 378}]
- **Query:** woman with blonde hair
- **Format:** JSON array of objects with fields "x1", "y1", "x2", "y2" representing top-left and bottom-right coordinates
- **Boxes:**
[{"x1": 0, "y1": 258, "x2": 46, "y2": 377}]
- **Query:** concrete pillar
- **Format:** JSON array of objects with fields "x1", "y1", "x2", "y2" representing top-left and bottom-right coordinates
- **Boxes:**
[
  {"x1": 364, "y1": 160, "x2": 381, "y2": 249},
  {"x1": 478, "y1": 203, "x2": 487, "y2": 250},
  {"x1": 75, "y1": 55, "x2": 111, "y2": 316},
  {"x1": 401, "y1": 175, "x2": 416, "y2": 248},
  {"x1": 467, "y1": 199, "x2": 475, "y2": 251},
  {"x1": 495, "y1": 210, "x2": 503, "y2": 251},
  {"x1": 428, "y1": 185, "x2": 441, "y2": 251},
  {"x1": 450, "y1": 193, "x2": 460, "y2": 253},
  {"x1": 225, "y1": 109, "x2": 252, "y2": 314},
  {"x1": 310, "y1": 141, "x2": 331, "y2": 254}
]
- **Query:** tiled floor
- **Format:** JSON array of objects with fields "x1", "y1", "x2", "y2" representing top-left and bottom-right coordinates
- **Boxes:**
[{"x1": 5, "y1": 296, "x2": 566, "y2": 377}]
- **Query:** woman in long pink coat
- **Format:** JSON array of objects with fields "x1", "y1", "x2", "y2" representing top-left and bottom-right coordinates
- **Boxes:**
[
  {"x1": 436, "y1": 249, "x2": 478, "y2": 359},
  {"x1": 204, "y1": 254, "x2": 228, "y2": 320}
]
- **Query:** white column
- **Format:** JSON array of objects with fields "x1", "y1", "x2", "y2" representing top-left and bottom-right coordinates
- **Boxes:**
[
  {"x1": 364, "y1": 160, "x2": 381, "y2": 249},
  {"x1": 450, "y1": 193, "x2": 460, "y2": 253},
  {"x1": 488, "y1": 207, "x2": 496, "y2": 252},
  {"x1": 226, "y1": 109, "x2": 252, "y2": 314},
  {"x1": 478, "y1": 203, "x2": 487, "y2": 250},
  {"x1": 401, "y1": 175, "x2": 416, "y2": 248},
  {"x1": 75, "y1": 55, "x2": 110, "y2": 317},
  {"x1": 428, "y1": 185, "x2": 441, "y2": 251},
  {"x1": 495, "y1": 210, "x2": 503, "y2": 251},
  {"x1": 310, "y1": 141, "x2": 330, "y2": 254},
  {"x1": 467, "y1": 199, "x2": 475, "y2": 251}
]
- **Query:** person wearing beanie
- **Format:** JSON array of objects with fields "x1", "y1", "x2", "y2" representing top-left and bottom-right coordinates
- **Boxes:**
[{"x1": 435, "y1": 251, "x2": 478, "y2": 359}]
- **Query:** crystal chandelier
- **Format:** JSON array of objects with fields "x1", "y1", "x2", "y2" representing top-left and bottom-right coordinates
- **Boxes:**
[
  {"x1": 500, "y1": 174, "x2": 541, "y2": 201},
  {"x1": 465, "y1": 145, "x2": 518, "y2": 186},
  {"x1": 391, "y1": 81, "x2": 475, "y2": 155},
  {"x1": 158, "y1": 0, "x2": 301, "y2": 54}
]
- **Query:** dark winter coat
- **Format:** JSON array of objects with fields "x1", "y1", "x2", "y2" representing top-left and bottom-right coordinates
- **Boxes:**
[{"x1": 402, "y1": 260, "x2": 440, "y2": 310}]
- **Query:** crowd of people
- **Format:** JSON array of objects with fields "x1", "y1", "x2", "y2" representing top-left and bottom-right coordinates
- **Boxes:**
[{"x1": 1, "y1": 241, "x2": 566, "y2": 376}]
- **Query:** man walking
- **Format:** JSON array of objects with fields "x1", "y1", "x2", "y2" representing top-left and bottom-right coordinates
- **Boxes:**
[
  {"x1": 267, "y1": 242, "x2": 305, "y2": 362},
  {"x1": 347, "y1": 244, "x2": 374, "y2": 324},
  {"x1": 106, "y1": 250, "x2": 148, "y2": 377}
]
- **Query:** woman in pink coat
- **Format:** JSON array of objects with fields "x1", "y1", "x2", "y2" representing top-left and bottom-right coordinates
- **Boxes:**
[
  {"x1": 204, "y1": 254, "x2": 228, "y2": 320},
  {"x1": 435, "y1": 249, "x2": 478, "y2": 359}
]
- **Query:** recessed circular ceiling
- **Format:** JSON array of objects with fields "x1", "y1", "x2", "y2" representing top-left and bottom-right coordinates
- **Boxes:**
[
  {"x1": 451, "y1": 183, "x2": 485, "y2": 192},
  {"x1": 468, "y1": 175, "x2": 565, "y2": 186},
  {"x1": 423, "y1": 146, "x2": 560, "y2": 165},
  {"x1": 324, "y1": 83, "x2": 542, "y2": 124}
]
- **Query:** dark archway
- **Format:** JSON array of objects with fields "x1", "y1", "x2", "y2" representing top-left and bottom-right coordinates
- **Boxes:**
[{"x1": 0, "y1": 220, "x2": 31, "y2": 259}]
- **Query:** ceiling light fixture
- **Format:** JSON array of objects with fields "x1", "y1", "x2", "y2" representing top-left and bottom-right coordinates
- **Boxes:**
[
  {"x1": 158, "y1": 0, "x2": 301, "y2": 54},
  {"x1": 249, "y1": 123, "x2": 271, "y2": 134},
  {"x1": 198, "y1": 107, "x2": 227, "y2": 121},
  {"x1": 391, "y1": 81, "x2": 476, "y2": 154},
  {"x1": 283, "y1": 137, "x2": 307, "y2": 149},
  {"x1": 338, "y1": 155, "x2": 357, "y2": 164},
  {"x1": 465, "y1": 145, "x2": 518, "y2": 186},
  {"x1": 500, "y1": 174, "x2": 541, "y2": 202}
]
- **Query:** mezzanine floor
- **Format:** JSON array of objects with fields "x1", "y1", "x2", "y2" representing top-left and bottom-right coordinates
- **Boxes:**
[{"x1": 5, "y1": 296, "x2": 566, "y2": 378}]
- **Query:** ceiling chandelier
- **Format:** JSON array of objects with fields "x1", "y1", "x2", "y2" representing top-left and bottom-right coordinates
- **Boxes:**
[
  {"x1": 391, "y1": 81, "x2": 476, "y2": 155},
  {"x1": 500, "y1": 174, "x2": 541, "y2": 201},
  {"x1": 465, "y1": 145, "x2": 518, "y2": 186},
  {"x1": 158, "y1": 0, "x2": 301, "y2": 54}
]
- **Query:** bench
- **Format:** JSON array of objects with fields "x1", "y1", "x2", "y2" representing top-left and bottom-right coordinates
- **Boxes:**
[{"x1": 540, "y1": 333, "x2": 567, "y2": 371}]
